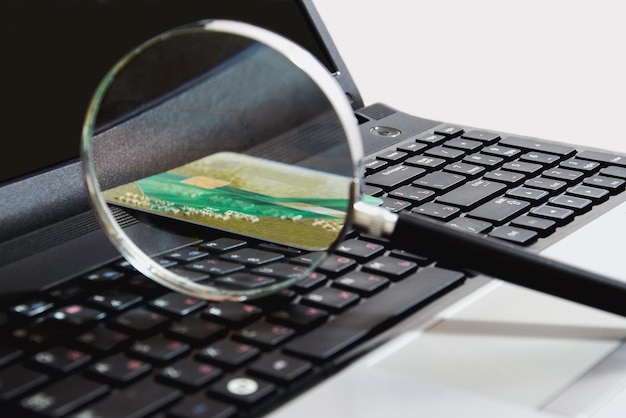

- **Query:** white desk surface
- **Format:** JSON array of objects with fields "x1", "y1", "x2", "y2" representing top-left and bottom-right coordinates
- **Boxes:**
[{"x1": 313, "y1": 0, "x2": 626, "y2": 154}]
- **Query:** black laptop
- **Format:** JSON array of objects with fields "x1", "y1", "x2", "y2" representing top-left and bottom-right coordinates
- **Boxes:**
[{"x1": 2, "y1": 1, "x2": 625, "y2": 417}]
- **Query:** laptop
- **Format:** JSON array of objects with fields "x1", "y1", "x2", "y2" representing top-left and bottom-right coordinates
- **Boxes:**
[{"x1": 1, "y1": 1, "x2": 625, "y2": 417}]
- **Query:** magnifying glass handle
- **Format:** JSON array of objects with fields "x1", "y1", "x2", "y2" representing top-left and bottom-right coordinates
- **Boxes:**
[{"x1": 353, "y1": 202, "x2": 626, "y2": 317}]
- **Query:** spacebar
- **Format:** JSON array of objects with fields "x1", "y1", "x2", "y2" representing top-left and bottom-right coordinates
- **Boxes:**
[{"x1": 283, "y1": 267, "x2": 465, "y2": 362}]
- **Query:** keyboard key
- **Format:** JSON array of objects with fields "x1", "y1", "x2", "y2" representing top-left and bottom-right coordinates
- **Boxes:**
[
  {"x1": 566, "y1": 184, "x2": 610, "y2": 202},
  {"x1": 412, "y1": 202, "x2": 460, "y2": 221},
  {"x1": 436, "y1": 179, "x2": 506, "y2": 210},
  {"x1": 506, "y1": 186, "x2": 549, "y2": 202},
  {"x1": 195, "y1": 340, "x2": 260, "y2": 370},
  {"x1": 524, "y1": 177, "x2": 567, "y2": 192},
  {"x1": 404, "y1": 155, "x2": 447, "y2": 170},
  {"x1": 185, "y1": 259, "x2": 245, "y2": 276},
  {"x1": 316, "y1": 255, "x2": 357, "y2": 277},
  {"x1": 166, "y1": 248, "x2": 210, "y2": 262},
  {"x1": 461, "y1": 130, "x2": 500, "y2": 143},
  {"x1": 149, "y1": 293, "x2": 206, "y2": 318},
  {"x1": 166, "y1": 317, "x2": 227, "y2": 346},
  {"x1": 433, "y1": 125, "x2": 464, "y2": 138},
  {"x1": 248, "y1": 353, "x2": 313, "y2": 385},
  {"x1": 414, "y1": 131, "x2": 447, "y2": 145},
  {"x1": 8, "y1": 298, "x2": 54, "y2": 320},
  {"x1": 445, "y1": 217, "x2": 493, "y2": 234},
  {"x1": 489, "y1": 226, "x2": 538, "y2": 245},
  {"x1": 109, "y1": 307, "x2": 170, "y2": 337},
  {"x1": 519, "y1": 151, "x2": 561, "y2": 165},
  {"x1": 49, "y1": 304, "x2": 107, "y2": 329},
  {"x1": 0, "y1": 364, "x2": 48, "y2": 401},
  {"x1": 128, "y1": 336, "x2": 190, "y2": 366},
  {"x1": 284, "y1": 267, "x2": 464, "y2": 362},
  {"x1": 19, "y1": 375, "x2": 108, "y2": 417},
  {"x1": 362, "y1": 255, "x2": 418, "y2": 280},
  {"x1": 365, "y1": 165, "x2": 425, "y2": 190},
  {"x1": 559, "y1": 158, "x2": 601, "y2": 172},
  {"x1": 87, "y1": 354, "x2": 152, "y2": 386},
  {"x1": 530, "y1": 204, "x2": 575, "y2": 223},
  {"x1": 29, "y1": 346, "x2": 91, "y2": 374},
  {"x1": 388, "y1": 185, "x2": 436, "y2": 204},
  {"x1": 157, "y1": 358, "x2": 223, "y2": 391},
  {"x1": 209, "y1": 373, "x2": 275, "y2": 407},
  {"x1": 267, "y1": 304, "x2": 329, "y2": 332},
  {"x1": 424, "y1": 146, "x2": 465, "y2": 161},
  {"x1": 379, "y1": 196, "x2": 412, "y2": 212},
  {"x1": 549, "y1": 195, "x2": 592, "y2": 211},
  {"x1": 74, "y1": 325, "x2": 131, "y2": 354},
  {"x1": 444, "y1": 137, "x2": 483, "y2": 151},
  {"x1": 443, "y1": 162, "x2": 485, "y2": 177},
  {"x1": 376, "y1": 149, "x2": 409, "y2": 163},
  {"x1": 482, "y1": 145, "x2": 521, "y2": 159},
  {"x1": 463, "y1": 153, "x2": 503, "y2": 168},
  {"x1": 166, "y1": 393, "x2": 236, "y2": 418},
  {"x1": 301, "y1": 287, "x2": 360, "y2": 314},
  {"x1": 499, "y1": 136, "x2": 576, "y2": 157},
  {"x1": 542, "y1": 167, "x2": 584, "y2": 183},
  {"x1": 202, "y1": 302, "x2": 262, "y2": 327},
  {"x1": 510, "y1": 215, "x2": 556, "y2": 236},
  {"x1": 219, "y1": 249, "x2": 284, "y2": 266},
  {"x1": 577, "y1": 150, "x2": 626, "y2": 167},
  {"x1": 396, "y1": 140, "x2": 427, "y2": 155},
  {"x1": 467, "y1": 197, "x2": 531, "y2": 225},
  {"x1": 334, "y1": 239, "x2": 385, "y2": 263},
  {"x1": 73, "y1": 380, "x2": 182, "y2": 418},
  {"x1": 333, "y1": 271, "x2": 390, "y2": 296},
  {"x1": 501, "y1": 161, "x2": 543, "y2": 175},
  {"x1": 199, "y1": 238, "x2": 247, "y2": 253},
  {"x1": 483, "y1": 169, "x2": 526, "y2": 185},
  {"x1": 413, "y1": 171, "x2": 466, "y2": 191},
  {"x1": 583, "y1": 175, "x2": 625, "y2": 193},
  {"x1": 600, "y1": 166, "x2": 626, "y2": 179},
  {"x1": 233, "y1": 321, "x2": 295, "y2": 349},
  {"x1": 87, "y1": 290, "x2": 143, "y2": 313}
]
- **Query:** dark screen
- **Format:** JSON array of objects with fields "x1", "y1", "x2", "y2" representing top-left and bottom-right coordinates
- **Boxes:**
[{"x1": 2, "y1": 0, "x2": 335, "y2": 184}]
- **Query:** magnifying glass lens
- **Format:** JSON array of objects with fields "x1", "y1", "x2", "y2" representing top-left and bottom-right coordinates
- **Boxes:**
[{"x1": 82, "y1": 20, "x2": 362, "y2": 301}]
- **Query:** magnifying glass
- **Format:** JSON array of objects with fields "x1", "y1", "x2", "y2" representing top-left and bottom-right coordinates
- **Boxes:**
[{"x1": 83, "y1": 20, "x2": 626, "y2": 315}]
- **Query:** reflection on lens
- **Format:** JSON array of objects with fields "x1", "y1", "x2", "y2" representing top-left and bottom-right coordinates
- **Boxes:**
[{"x1": 82, "y1": 20, "x2": 362, "y2": 301}]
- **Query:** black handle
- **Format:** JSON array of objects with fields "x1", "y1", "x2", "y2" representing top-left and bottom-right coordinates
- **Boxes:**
[{"x1": 391, "y1": 212, "x2": 626, "y2": 317}]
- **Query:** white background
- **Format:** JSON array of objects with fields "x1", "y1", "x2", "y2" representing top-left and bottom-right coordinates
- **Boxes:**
[{"x1": 313, "y1": 0, "x2": 626, "y2": 153}]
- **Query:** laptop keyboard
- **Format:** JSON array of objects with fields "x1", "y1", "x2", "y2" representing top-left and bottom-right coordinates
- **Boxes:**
[{"x1": 1, "y1": 123, "x2": 625, "y2": 417}]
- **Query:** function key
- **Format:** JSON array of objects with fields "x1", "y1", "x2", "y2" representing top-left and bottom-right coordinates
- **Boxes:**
[
  {"x1": 500, "y1": 136, "x2": 576, "y2": 157},
  {"x1": 461, "y1": 130, "x2": 500, "y2": 144},
  {"x1": 434, "y1": 125, "x2": 464, "y2": 138},
  {"x1": 577, "y1": 150, "x2": 626, "y2": 167}
]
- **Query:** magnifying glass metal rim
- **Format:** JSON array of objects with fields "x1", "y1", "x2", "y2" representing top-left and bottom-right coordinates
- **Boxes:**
[{"x1": 81, "y1": 19, "x2": 364, "y2": 301}]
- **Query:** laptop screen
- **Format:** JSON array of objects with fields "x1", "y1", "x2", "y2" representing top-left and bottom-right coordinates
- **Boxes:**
[{"x1": 2, "y1": 0, "x2": 336, "y2": 185}]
